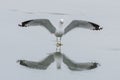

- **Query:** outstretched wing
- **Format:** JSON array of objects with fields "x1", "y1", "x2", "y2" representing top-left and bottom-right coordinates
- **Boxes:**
[
  {"x1": 63, "y1": 54, "x2": 99, "y2": 71},
  {"x1": 19, "y1": 19, "x2": 56, "y2": 33},
  {"x1": 64, "y1": 20, "x2": 102, "y2": 34},
  {"x1": 17, "y1": 54, "x2": 54, "y2": 70}
]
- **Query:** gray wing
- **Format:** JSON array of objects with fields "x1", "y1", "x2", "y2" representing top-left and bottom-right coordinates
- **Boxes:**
[
  {"x1": 64, "y1": 20, "x2": 102, "y2": 34},
  {"x1": 19, "y1": 19, "x2": 56, "y2": 33},
  {"x1": 17, "y1": 54, "x2": 54, "y2": 70},
  {"x1": 63, "y1": 54, "x2": 99, "y2": 71}
]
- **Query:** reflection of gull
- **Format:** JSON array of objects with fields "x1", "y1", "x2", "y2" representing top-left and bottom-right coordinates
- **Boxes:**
[
  {"x1": 17, "y1": 52, "x2": 99, "y2": 71},
  {"x1": 19, "y1": 19, "x2": 102, "y2": 46}
]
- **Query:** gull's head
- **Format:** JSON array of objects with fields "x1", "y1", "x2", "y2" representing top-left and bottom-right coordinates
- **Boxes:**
[{"x1": 60, "y1": 19, "x2": 64, "y2": 24}]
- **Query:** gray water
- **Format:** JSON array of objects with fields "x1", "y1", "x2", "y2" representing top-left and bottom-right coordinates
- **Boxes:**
[{"x1": 0, "y1": 0, "x2": 120, "y2": 80}]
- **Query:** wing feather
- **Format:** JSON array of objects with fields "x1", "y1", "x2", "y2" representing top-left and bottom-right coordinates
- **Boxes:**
[
  {"x1": 64, "y1": 20, "x2": 102, "y2": 34},
  {"x1": 19, "y1": 19, "x2": 56, "y2": 33}
]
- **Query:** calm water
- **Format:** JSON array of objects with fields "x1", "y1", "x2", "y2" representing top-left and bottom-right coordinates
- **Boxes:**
[{"x1": 0, "y1": 0, "x2": 120, "y2": 80}]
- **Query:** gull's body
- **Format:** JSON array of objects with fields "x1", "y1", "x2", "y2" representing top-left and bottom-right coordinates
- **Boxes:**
[{"x1": 19, "y1": 19, "x2": 102, "y2": 46}]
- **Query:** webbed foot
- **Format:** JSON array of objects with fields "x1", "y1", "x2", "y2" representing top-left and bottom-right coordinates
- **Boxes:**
[{"x1": 56, "y1": 42, "x2": 63, "y2": 47}]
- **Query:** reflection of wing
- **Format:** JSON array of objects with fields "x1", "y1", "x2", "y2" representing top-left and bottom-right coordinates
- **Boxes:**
[
  {"x1": 64, "y1": 20, "x2": 102, "y2": 34},
  {"x1": 17, "y1": 54, "x2": 54, "y2": 70},
  {"x1": 19, "y1": 19, "x2": 56, "y2": 33},
  {"x1": 54, "y1": 52, "x2": 63, "y2": 69},
  {"x1": 63, "y1": 54, "x2": 99, "y2": 71}
]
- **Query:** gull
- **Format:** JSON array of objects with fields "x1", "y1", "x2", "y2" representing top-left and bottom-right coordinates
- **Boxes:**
[
  {"x1": 17, "y1": 52, "x2": 99, "y2": 70},
  {"x1": 19, "y1": 19, "x2": 102, "y2": 46}
]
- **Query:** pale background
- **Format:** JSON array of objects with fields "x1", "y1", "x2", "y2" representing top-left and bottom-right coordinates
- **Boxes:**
[{"x1": 0, "y1": 0, "x2": 120, "y2": 80}]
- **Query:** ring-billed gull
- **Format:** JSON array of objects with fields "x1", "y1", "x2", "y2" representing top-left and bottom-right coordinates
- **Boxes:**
[{"x1": 19, "y1": 19, "x2": 103, "y2": 46}]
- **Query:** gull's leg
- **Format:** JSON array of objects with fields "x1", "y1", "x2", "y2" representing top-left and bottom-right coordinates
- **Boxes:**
[
  {"x1": 56, "y1": 46, "x2": 61, "y2": 52},
  {"x1": 59, "y1": 37, "x2": 62, "y2": 52},
  {"x1": 60, "y1": 37, "x2": 61, "y2": 44},
  {"x1": 56, "y1": 37, "x2": 60, "y2": 47},
  {"x1": 56, "y1": 37, "x2": 59, "y2": 47},
  {"x1": 56, "y1": 42, "x2": 61, "y2": 53},
  {"x1": 59, "y1": 37, "x2": 63, "y2": 46},
  {"x1": 56, "y1": 39, "x2": 61, "y2": 52},
  {"x1": 56, "y1": 46, "x2": 59, "y2": 52},
  {"x1": 59, "y1": 45, "x2": 61, "y2": 52},
  {"x1": 58, "y1": 37, "x2": 63, "y2": 47},
  {"x1": 56, "y1": 37, "x2": 63, "y2": 47},
  {"x1": 56, "y1": 37, "x2": 58, "y2": 43}
]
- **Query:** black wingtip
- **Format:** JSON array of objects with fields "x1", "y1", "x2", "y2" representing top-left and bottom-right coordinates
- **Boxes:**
[
  {"x1": 88, "y1": 22, "x2": 103, "y2": 30},
  {"x1": 88, "y1": 62, "x2": 100, "y2": 69},
  {"x1": 93, "y1": 27, "x2": 103, "y2": 30},
  {"x1": 17, "y1": 60, "x2": 28, "y2": 67},
  {"x1": 18, "y1": 20, "x2": 33, "y2": 27},
  {"x1": 18, "y1": 24, "x2": 23, "y2": 27},
  {"x1": 18, "y1": 24, "x2": 27, "y2": 27}
]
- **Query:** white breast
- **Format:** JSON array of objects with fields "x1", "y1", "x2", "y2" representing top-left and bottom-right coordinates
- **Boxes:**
[{"x1": 55, "y1": 27, "x2": 64, "y2": 37}]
